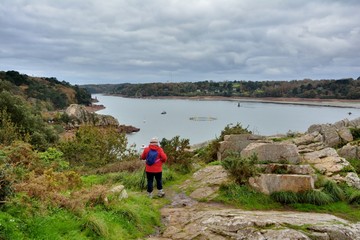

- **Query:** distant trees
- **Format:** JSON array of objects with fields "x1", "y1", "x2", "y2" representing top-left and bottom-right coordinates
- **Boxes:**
[{"x1": 90, "y1": 78, "x2": 360, "y2": 100}]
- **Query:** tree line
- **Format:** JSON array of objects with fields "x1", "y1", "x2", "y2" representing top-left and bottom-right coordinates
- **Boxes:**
[{"x1": 83, "y1": 77, "x2": 360, "y2": 99}]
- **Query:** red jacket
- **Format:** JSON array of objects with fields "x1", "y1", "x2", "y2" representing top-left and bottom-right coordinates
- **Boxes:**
[{"x1": 141, "y1": 145, "x2": 167, "y2": 173}]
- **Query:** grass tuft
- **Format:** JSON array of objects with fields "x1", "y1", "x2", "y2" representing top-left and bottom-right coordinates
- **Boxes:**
[
  {"x1": 270, "y1": 191, "x2": 299, "y2": 204},
  {"x1": 83, "y1": 214, "x2": 109, "y2": 238},
  {"x1": 348, "y1": 191, "x2": 360, "y2": 204},
  {"x1": 322, "y1": 180, "x2": 345, "y2": 201},
  {"x1": 298, "y1": 190, "x2": 334, "y2": 206},
  {"x1": 215, "y1": 183, "x2": 281, "y2": 210}
]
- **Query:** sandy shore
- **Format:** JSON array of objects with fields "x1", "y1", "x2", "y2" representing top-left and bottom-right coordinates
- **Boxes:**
[{"x1": 134, "y1": 95, "x2": 360, "y2": 109}]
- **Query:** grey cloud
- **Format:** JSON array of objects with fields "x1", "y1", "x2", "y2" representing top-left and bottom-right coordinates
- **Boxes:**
[{"x1": 0, "y1": 0, "x2": 359, "y2": 84}]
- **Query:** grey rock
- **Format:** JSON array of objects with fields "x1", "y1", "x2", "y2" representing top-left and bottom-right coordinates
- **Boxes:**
[
  {"x1": 338, "y1": 144, "x2": 360, "y2": 160},
  {"x1": 338, "y1": 127, "x2": 354, "y2": 143},
  {"x1": 217, "y1": 134, "x2": 266, "y2": 160},
  {"x1": 249, "y1": 174, "x2": 315, "y2": 194},
  {"x1": 241, "y1": 143, "x2": 300, "y2": 164}
]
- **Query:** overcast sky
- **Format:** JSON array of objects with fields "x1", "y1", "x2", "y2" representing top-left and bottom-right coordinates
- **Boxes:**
[{"x1": 1, "y1": 0, "x2": 359, "y2": 85}]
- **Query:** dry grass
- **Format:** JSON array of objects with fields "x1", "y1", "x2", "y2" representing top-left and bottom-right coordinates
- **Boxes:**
[
  {"x1": 94, "y1": 159, "x2": 144, "y2": 174},
  {"x1": 12, "y1": 169, "x2": 111, "y2": 212}
]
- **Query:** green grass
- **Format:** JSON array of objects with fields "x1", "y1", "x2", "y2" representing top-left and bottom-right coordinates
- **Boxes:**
[
  {"x1": 291, "y1": 202, "x2": 360, "y2": 222},
  {"x1": 214, "y1": 183, "x2": 360, "y2": 222},
  {"x1": 215, "y1": 183, "x2": 282, "y2": 210},
  {"x1": 0, "y1": 191, "x2": 163, "y2": 240},
  {"x1": 270, "y1": 191, "x2": 299, "y2": 204}
]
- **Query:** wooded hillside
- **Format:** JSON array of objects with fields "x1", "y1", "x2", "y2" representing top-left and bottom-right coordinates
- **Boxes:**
[
  {"x1": 0, "y1": 70, "x2": 92, "y2": 110},
  {"x1": 83, "y1": 77, "x2": 360, "y2": 99}
]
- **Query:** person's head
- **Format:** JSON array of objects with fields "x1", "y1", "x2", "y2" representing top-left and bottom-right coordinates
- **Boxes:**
[{"x1": 149, "y1": 137, "x2": 159, "y2": 146}]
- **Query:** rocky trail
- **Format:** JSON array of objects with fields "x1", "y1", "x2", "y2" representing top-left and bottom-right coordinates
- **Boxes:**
[
  {"x1": 146, "y1": 117, "x2": 360, "y2": 239},
  {"x1": 147, "y1": 166, "x2": 360, "y2": 240}
]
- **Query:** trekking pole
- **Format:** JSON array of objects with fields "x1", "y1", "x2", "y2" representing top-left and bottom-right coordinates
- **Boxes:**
[
  {"x1": 140, "y1": 167, "x2": 146, "y2": 191},
  {"x1": 139, "y1": 144, "x2": 146, "y2": 191}
]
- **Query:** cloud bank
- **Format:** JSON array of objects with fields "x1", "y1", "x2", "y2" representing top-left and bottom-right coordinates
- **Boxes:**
[{"x1": 1, "y1": 0, "x2": 359, "y2": 84}]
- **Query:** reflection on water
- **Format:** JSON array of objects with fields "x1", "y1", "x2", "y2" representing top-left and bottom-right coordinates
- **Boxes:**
[{"x1": 93, "y1": 94, "x2": 360, "y2": 148}]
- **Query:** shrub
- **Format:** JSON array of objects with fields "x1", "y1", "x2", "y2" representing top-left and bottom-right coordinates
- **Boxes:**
[
  {"x1": 38, "y1": 147, "x2": 69, "y2": 171},
  {"x1": 160, "y1": 136, "x2": 193, "y2": 173},
  {"x1": 350, "y1": 127, "x2": 360, "y2": 141},
  {"x1": 221, "y1": 153, "x2": 259, "y2": 185},
  {"x1": 0, "y1": 167, "x2": 13, "y2": 203},
  {"x1": 59, "y1": 126, "x2": 128, "y2": 168},
  {"x1": 219, "y1": 122, "x2": 252, "y2": 141}
]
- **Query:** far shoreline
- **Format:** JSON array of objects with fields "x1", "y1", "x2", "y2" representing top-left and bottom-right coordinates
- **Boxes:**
[{"x1": 100, "y1": 94, "x2": 360, "y2": 109}]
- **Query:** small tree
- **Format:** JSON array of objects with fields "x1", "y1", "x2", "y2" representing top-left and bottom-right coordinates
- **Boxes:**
[
  {"x1": 160, "y1": 136, "x2": 193, "y2": 173},
  {"x1": 221, "y1": 153, "x2": 259, "y2": 185},
  {"x1": 59, "y1": 126, "x2": 127, "y2": 168}
]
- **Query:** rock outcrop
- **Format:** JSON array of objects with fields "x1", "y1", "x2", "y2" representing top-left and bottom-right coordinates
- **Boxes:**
[
  {"x1": 217, "y1": 134, "x2": 266, "y2": 160},
  {"x1": 156, "y1": 208, "x2": 360, "y2": 240},
  {"x1": 180, "y1": 165, "x2": 230, "y2": 200},
  {"x1": 218, "y1": 117, "x2": 360, "y2": 191},
  {"x1": 65, "y1": 104, "x2": 139, "y2": 133},
  {"x1": 241, "y1": 142, "x2": 300, "y2": 164},
  {"x1": 150, "y1": 166, "x2": 360, "y2": 240}
]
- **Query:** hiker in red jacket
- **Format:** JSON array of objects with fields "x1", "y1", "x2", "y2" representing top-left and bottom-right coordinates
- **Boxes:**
[{"x1": 141, "y1": 137, "x2": 167, "y2": 198}]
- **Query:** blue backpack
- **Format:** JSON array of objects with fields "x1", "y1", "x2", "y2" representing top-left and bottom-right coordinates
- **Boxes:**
[{"x1": 146, "y1": 149, "x2": 159, "y2": 166}]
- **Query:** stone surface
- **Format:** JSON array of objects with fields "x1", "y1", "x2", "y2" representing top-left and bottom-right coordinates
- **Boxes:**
[
  {"x1": 217, "y1": 134, "x2": 266, "y2": 160},
  {"x1": 259, "y1": 164, "x2": 315, "y2": 175},
  {"x1": 338, "y1": 144, "x2": 360, "y2": 160},
  {"x1": 338, "y1": 127, "x2": 354, "y2": 143},
  {"x1": 155, "y1": 207, "x2": 360, "y2": 240},
  {"x1": 303, "y1": 148, "x2": 351, "y2": 176},
  {"x1": 103, "y1": 184, "x2": 128, "y2": 203},
  {"x1": 241, "y1": 143, "x2": 300, "y2": 164},
  {"x1": 180, "y1": 165, "x2": 230, "y2": 200},
  {"x1": 249, "y1": 174, "x2": 314, "y2": 194}
]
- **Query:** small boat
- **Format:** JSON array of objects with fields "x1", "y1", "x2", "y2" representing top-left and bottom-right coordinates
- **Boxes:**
[
  {"x1": 161, "y1": 111, "x2": 167, "y2": 114},
  {"x1": 237, "y1": 102, "x2": 241, "y2": 107}
]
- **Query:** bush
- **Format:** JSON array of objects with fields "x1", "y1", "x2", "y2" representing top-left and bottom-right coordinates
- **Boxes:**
[
  {"x1": 350, "y1": 127, "x2": 360, "y2": 141},
  {"x1": 219, "y1": 122, "x2": 252, "y2": 141},
  {"x1": 195, "y1": 123, "x2": 252, "y2": 164},
  {"x1": 160, "y1": 136, "x2": 193, "y2": 173},
  {"x1": 59, "y1": 126, "x2": 128, "y2": 168},
  {"x1": 221, "y1": 153, "x2": 259, "y2": 185},
  {"x1": 38, "y1": 147, "x2": 69, "y2": 171}
]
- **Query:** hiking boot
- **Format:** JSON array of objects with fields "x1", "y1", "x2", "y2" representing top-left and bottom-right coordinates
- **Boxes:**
[
  {"x1": 157, "y1": 189, "x2": 165, "y2": 198},
  {"x1": 147, "y1": 192, "x2": 153, "y2": 198}
]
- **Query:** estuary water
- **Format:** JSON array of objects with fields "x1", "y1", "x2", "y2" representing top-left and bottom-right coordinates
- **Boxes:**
[{"x1": 93, "y1": 94, "x2": 360, "y2": 149}]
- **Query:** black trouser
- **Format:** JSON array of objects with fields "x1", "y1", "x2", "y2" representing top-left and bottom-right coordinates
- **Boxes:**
[{"x1": 146, "y1": 172, "x2": 162, "y2": 193}]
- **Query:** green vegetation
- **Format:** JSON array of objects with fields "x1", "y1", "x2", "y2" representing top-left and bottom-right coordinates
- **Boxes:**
[
  {"x1": 2, "y1": 70, "x2": 360, "y2": 238},
  {"x1": 0, "y1": 70, "x2": 92, "y2": 109},
  {"x1": 83, "y1": 78, "x2": 360, "y2": 100},
  {"x1": 215, "y1": 184, "x2": 282, "y2": 210},
  {"x1": 221, "y1": 153, "x2": 259, "y2": 184}
]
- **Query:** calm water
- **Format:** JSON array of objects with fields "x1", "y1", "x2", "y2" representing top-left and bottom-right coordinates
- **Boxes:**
[{"x1": 93, "y1": 94, "x2": 360, "y2": 149}]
